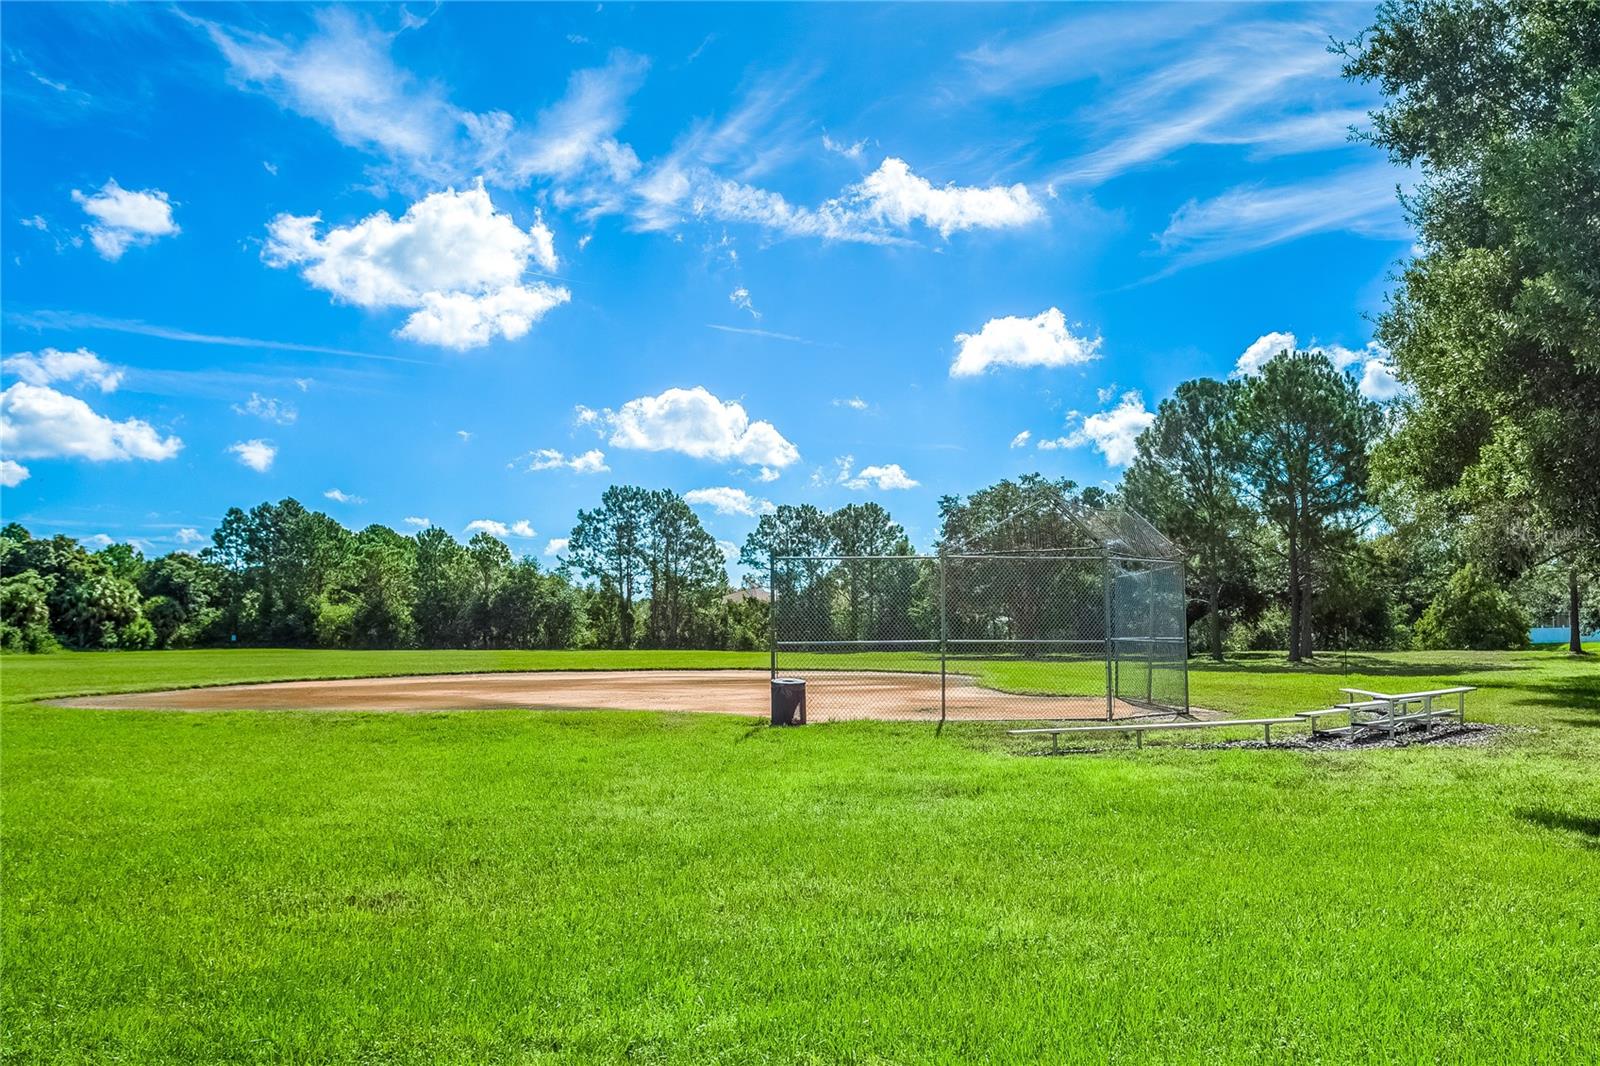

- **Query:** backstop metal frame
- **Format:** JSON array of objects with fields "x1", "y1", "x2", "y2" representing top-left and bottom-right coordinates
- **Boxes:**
[{"x1": 769, "y1": 540, "x2": 1189, "y2": 726}]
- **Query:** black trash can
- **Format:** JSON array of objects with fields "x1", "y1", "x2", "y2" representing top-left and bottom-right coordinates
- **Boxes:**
[{"x1": 770, "y1": 678, "x2": 806, "y2": 726}]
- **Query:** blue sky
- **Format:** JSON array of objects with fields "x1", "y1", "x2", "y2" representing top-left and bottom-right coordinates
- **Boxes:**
[{"x1": 1, "y1": 2, "x2": 1411, "y2": 568}]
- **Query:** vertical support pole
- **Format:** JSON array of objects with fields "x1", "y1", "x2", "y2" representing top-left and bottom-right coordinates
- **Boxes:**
[
  {"x1": 1181, "y1": 561, "x2": 1191, "y2": 717},
  {"x1": 1146, "y1": 566, "x2": 1155, "y2": 706},
  {"x1": 769, "y1": 551, "x2": 777, "y2": 681},
  {"x1": 1102, "y1": 551, "x2": 1114, "y2": 721},
  {"x1": 937, "y1": 554, "x2": 948, "y2": 735}
]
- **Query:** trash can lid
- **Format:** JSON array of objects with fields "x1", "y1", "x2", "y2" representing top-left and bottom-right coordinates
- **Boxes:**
[{"x1": 772, "y1": 677, "x2": 806, "y2": 686}]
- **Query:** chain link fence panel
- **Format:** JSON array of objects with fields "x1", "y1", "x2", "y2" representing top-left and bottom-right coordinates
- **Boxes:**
[{"x1": 773, "y1": 552, "x2": 1189, "y2": 723}]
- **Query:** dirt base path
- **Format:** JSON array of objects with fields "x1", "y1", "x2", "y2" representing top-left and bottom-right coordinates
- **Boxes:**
[{"x1": 50, "y1": 669, "x2": 1186, "y2": 722}]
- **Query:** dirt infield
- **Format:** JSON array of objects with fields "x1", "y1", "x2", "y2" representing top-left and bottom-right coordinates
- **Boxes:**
[{"x1": 50, "y1": 669, "x2": 1176, "y2": 722}]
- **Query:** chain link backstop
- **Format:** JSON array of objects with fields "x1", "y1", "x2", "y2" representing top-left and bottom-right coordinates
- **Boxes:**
[{"x1": 771, "y1": 552, "x2": 1188, "y2": 724}]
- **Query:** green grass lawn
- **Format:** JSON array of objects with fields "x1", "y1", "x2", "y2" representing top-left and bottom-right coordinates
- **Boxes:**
[{"x1": 3, "y1": 647, "x2": 1599, "y2": 1063}]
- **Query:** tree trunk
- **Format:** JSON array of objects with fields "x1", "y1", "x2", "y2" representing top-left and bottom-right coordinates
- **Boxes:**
[
  {"x1": 1298, "y1": 568, "x2": 1315, "y2": 660},
  {"x1": 1207, "y1": 576, "x2": 1224, "y2": 661},
  {"x1": 1571, "y1": 566, "x2": 1585, "y2": 655},
  {"x1": 1286, "y1": 533, "x2": 1302, "y2": 663}
]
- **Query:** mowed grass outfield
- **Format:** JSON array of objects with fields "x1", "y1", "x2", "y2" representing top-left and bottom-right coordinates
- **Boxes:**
[{"x1": 3, "y1": 648, "x2": 1599, "y2": 1063}]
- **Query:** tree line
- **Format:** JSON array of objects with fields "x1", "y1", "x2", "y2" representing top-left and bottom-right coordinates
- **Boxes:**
[
  {"x1": 1121, "y1": 349, "x2": 1591, "y2": 660},
  {"x1": 0, "y1": 493, "x2": 747, "y2": 654}
]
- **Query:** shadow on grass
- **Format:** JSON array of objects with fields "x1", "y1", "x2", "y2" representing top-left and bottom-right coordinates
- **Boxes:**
[
  {"x1": 1517, "y1": 807, "x2": 1600, "y2": 842},
  {"x1": 1187, "y1": 653, "x2": 1524, "y2": 678},
  {"x1": 1510, "y1": 678, "x2": 1600, "y2": 718}
]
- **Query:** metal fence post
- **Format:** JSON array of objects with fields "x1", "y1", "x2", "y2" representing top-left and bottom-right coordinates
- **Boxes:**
[
  {"x1": 1182, "y1": 561, "x2": 1192, "y2": 716},
  {"x1": 769, "y1": 551, "x2": 777, "y2": 681},
  {"x1": 1102, "y1": 551, "x2": 1114, "y2": 720},
  {"x1": 1146, "y1": 566, "x2": 1155, "y2": 706},
  {"x1": 937, "y1": 554, "x2": 948, "y2": 733}
]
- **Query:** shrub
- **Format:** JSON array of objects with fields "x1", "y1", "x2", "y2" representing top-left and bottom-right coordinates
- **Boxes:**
[
  {"x1": 314, "y1": 597, "x2": 356, "y2": 648},
  {"x1": 0, "y1": 571, "x2": 57, "y2": 653},
  {"x1": 142, "y1": 595, "x2": 185, "y2": 649},
  {"x1": 1413, "y1": 564, "x2": 1530, "y2": 650},
  {"x1": 117, "y1": 616, "x2": 158, "y2": 650},
  {"x1": 1224, "y1": 605, "x2": 1291, "y2": 653}
]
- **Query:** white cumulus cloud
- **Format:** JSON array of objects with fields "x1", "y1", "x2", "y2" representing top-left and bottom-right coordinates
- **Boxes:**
[
  {"x1": 1046, "y1": 390, "x2": 1154, "y2": 466},
  {"x1": 466, "y1": 518, "x2": 535, "y2": 539},
  {"x1": 0, "y1": 459, "x2": 28, "y2": 487},
  {"x1": 1358, "y1": 358, "x2": 1403, "y2": 401},
  {"x1": 847, "y1": 463, "x2": 919, "y2": 491},
  {"x1": 323, "y1": 488, "x2": 364, "y2": 504},
  {"x1": 71, "y1": 179, "x2": 179, "y2": 260},
  {"x1": 1233, "y1": 330, "x2": 1298, "y2": 377},
  {"x1": 1, "y1": 383, "x2": 182, "y2": 464},
  {"x1": 522, "y1": 447, "x2": 609, "y2": 474},
  {"x1": 2, "y1": 348, "x2": 123, "y2": 392},
  {"x1": 228, "y1": 439, "x2": 276, "y2": 472},
  {"x1": 403, "y1": 516, "x2": 431, "y2": 527},
  {"x1": 951, "y1": 308, "x2": 1101, "y2": 377},
  {"x1": 830, "y1": 456, "x2": 920, "y2": 491},
  {"x1": 263, "y1": 184, "x2": 569, "y2": 350},
  {"x1": 854, "y1": 157, "x2": 1043, "y2": 238},
  {"x1": 1009, "y1": 430, "x2": 1032, "y2": 448},
  {"x1": 544, "y1": 537, "x2": 569, "y2": 556},
  {"x1": 175, "y1": 527, "x2": 204, "y2": 545},
  {"x1": 684, "y1": 486, "x2": 776, "y2": 517},
  {"x1": 1235, "y1": 332, "x2": 1404, "y2": 402},
  {"x1": 588, "y1": 386, "x2": 799, "y2": 470},
  {"x1": 641, "y1": 157, "x2": 1044, "y2": 245}
]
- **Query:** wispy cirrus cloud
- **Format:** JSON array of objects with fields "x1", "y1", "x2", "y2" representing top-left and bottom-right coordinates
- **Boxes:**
[
  {"x1": 967, "y1": 10, "x2": 1376, "y2": 187},
  {"x1": 1053, "y1": 23, "x2": 1363, "y2": 185},
  {"x1": 961, "y1": 6, "x2": 1228, "y2": 97},
  {"x1": 196, "y1": 11, "x2": 1047, "y2": 250},
  {"x1": 706, "y1": 323, "x2": 812, "y2": 344},
  {"x1": 9, "y1": 309, "x2": 427, "y2": 365},
  {"x1": 1155, "y1": 164, "x2": 1408, "y2": 274},
  {"x1": 233, "y1": 392, "x2": 298, "y2": 425}
]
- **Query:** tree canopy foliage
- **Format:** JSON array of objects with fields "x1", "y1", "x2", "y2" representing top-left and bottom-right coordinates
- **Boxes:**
[{"x1": 1339, "y1": 0, "x2": 1600, "y2": 542}]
